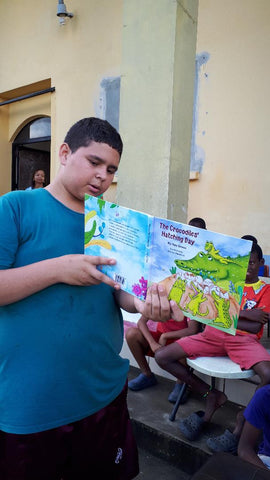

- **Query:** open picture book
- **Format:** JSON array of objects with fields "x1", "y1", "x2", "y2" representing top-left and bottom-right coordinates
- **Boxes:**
[{"x1": 84, "y1": 195, "x2": 252, "y2": 335}]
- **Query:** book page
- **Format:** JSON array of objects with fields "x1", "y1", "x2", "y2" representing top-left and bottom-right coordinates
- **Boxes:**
[
  {"x1": 84, "y1": 195, "x2": 150, "y2": 300},
  {"x1": 148, "y1": 217, "x2": 252, "y2": 335}
]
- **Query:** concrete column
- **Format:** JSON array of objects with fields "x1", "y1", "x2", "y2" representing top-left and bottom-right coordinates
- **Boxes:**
[{"x1": 118, "y1": 0, "x2": 198, "y2": 222}]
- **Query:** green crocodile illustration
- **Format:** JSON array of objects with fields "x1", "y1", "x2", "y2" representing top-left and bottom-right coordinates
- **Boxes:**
[
  {"x1": 186, "y1": 283, "x2": 209, "y2": 317},
  {"x1": 205, "y1": 241, "x2": 241, "y2": 265},
  {"x1": 168, "y1": 277, "x2": 186, "y2": 305},
  {"x1": 210, "y1": 290, "x2": 232, "y2": 329},
  {"x1": 175, "y1": 242, "x2": 249, "y2": 284}
]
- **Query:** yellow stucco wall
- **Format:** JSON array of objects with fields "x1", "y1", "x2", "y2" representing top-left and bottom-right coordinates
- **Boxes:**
[
  {"x1": 0, "y1": 0, "x2": 122, "y2": 191},
  {"x1": 0, "y1": 103, "x2": 10, "y2": 195},
  {"x1": 1, "y1": 0, "x2": 269, "y2": 258},
  {"x1": 189, "y1": 0, "x2": 270, "y2": 254}
]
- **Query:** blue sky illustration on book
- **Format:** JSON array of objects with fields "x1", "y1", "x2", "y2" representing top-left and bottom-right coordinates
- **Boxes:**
[
  {"x1": 85, "y1": 195, "x2": 252, "y2": 334},
  {"x1": 149, "y1": 217, "x2": 251, "y2": 284}
]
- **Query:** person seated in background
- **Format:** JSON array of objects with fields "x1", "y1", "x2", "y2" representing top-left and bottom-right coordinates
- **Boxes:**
[
  {"x1": 188, "y1": 217, "x2": 207, "y2": 230},
  {"x1": 155, "y1": 242, "x2": 270, "y2": 451},
  {"x1": 241, "y1": 235, "x2": 258, "y2": 243},
  {"x1": 126, "y1": 306, "x2": 200, "y2": 399},
  {"x1": 127, "y1": 216, "x2": 206, "y2": 402},
  {"x1": 238, "y1": 384, "x2": 270, "y2": 470},
  {"x1": 241, "y1": 235, "x2": 267, "y2": 277},
  {"x1": 25, "y1": 169, "x2": 46, "y2": 190},
  {"x1": 206, "y1": 238, "x2": 270, "y2": 453},
  {"x1": 165, "y1": 216, "x2": 207, "y2": 402}
]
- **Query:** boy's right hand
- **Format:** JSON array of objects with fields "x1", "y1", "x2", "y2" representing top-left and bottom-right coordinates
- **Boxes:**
[
  {"x1": 58, "y1": 254, "x2": 121, "y2": 289},
  {"x1": 0, "y1": 255, "x2": 120, "y2": 307}
]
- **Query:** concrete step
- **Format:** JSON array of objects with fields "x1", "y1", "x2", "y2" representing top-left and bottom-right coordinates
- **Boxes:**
[
  {"x1": 128, "y1": 366, "x2": 244, "y2": 476},
  {"x1": 136, "y1": 446, "x2": 191, "y2": 479}
]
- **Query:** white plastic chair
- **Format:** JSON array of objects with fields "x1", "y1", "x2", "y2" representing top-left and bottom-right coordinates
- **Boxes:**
[{"x1": 169, "y1": 356, "x2": 255, "y2": 421}]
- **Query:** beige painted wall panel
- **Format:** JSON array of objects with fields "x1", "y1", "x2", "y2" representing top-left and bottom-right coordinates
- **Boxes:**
[
  {"x1": 168, "y1": 0, "x2": 198, "y2": 222},
  {"x1": 118, "y1": 0, "x2": 198, "y2": 222},
  {"x1": 118, "y1": 0, "x2": 177, "y2": 216},
  {"x1": 188, "y1": 0, "x2": 270, "y2": 255}
]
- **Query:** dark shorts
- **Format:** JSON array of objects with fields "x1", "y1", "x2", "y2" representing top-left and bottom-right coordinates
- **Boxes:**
[{"x1": 0, "y1": 382, "x2": 139, "y2": 480}]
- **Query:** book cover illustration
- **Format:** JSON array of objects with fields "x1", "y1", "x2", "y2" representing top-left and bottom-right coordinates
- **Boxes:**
[{"x1": 84, "y1": 195, "x2": 252, "y2": 335}]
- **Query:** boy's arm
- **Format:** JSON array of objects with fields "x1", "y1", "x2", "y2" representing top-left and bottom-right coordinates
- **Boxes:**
[
  {"x1": 137, "y1": 316, "x2": 161, "y2": 352},
  {"x1": 238, "y1": 421, "x2": 267, "y2": 469},
  {"x1": 115, "y1": 284, "x2": 170, "y2": 323},
  {"x1": 0, "y1": 255, "x2": 121, "y2": 306},
  {"x1": 158, "y1": 319, "x2": 199, "y2": 346},
  {"x1": 237, "y1": 309, "x2": 269, "y2": 333}
]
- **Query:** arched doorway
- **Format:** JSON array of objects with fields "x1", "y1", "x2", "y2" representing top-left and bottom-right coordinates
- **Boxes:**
[{"x1": 12, "y1": 117, "x2": 51, "y2": 190}]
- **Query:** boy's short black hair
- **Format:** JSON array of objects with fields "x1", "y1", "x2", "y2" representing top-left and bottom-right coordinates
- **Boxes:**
[
  {"x1": 241, "y1": 235, "x2": 258, "y2": 244},
  {"x1": 242, "y1": 235, "x2": 264, "y2": 261},
  {"x1": 64, "y1": 117, "x2": 123, "y2": 157},
  {"x1": 251, "y1": 242, "x2": 263, "y2": 261},
  {"x1": 188, "y1": 217, "x2": 207, "y2": 229}
]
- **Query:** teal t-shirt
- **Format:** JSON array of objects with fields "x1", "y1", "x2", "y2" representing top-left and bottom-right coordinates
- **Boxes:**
[{"x1": 0, "y1": 189, "x2": 129, "y2": 434}]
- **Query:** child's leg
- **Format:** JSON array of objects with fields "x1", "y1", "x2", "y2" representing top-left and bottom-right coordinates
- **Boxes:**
[
  {"x1": 232, "y1": 410, "x2": 245, "y2": 437},
  {"x1": 225, "y1": 343, "x2": 270, "y2": 436},
  {"x1": 125, "y1": 327, "x2": 152, "y2": 376},
  {"x1": 168, "y1": 361, "x2": 190, "y2": 404},
  {"x1": 252, "y1": 360, "x2": 270, "y2": 388},
  {"x1": 155, "y1": 344, "x2": 227, "y2": 422},
  {"x1": 207, "y1": 354, "x2": 270, "y2": 452},
  {"x1": 230, "y1": 361, "x2": 270, "y2": 437}
]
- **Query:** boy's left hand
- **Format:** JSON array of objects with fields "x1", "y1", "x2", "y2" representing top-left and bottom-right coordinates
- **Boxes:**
[{"x1": 134, "y1": 284, "x2": 170, "y2": 323}]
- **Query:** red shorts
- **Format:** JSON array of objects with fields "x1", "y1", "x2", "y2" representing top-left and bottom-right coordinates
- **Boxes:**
[
  {"x1": 0, "y1": 382, "x2": 139, "y2": 480},
  {"x1": 146, "y1": 330, "x2": 176, "y2": 357},
  {"x1": 177, "y1": 326, "x2": 270, "y2": 370}
]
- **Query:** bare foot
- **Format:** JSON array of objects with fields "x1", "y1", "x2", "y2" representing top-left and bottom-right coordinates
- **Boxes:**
[{"x1": 203, "y1": 389, "x2": 227, "y2": 422}]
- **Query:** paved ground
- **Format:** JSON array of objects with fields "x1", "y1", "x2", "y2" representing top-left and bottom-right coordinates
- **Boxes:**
[
  {"x1": 127, "y1": 366, "x2": 244, "y2": 476},
  {"x1": 136, "y1": 447, "x2": 191, "y2": 480},
  {"x1": 127, "y1": 329, "x2": 270, "y2": 478}
]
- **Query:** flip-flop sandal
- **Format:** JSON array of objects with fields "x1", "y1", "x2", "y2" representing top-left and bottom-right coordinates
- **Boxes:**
[
  {"x1": 206, "y1": 429, "x2": 238, "y2": 454},
  {"x1": 179, "y1": 410, "x2": 205, "y2": 441}
]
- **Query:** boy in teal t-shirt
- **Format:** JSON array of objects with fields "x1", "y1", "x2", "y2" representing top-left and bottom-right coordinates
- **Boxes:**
[{"x1": 0, "y1": 117, "x2": 171, "y2": 480}]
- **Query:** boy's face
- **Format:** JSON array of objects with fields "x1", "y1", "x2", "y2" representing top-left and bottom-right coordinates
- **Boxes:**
[
  {"x1": 59, "y1": 141, "x2": 120, "y2": 200},
  {"x1": 245, "y1": 251, "x2": 263, "y2": 284}
]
